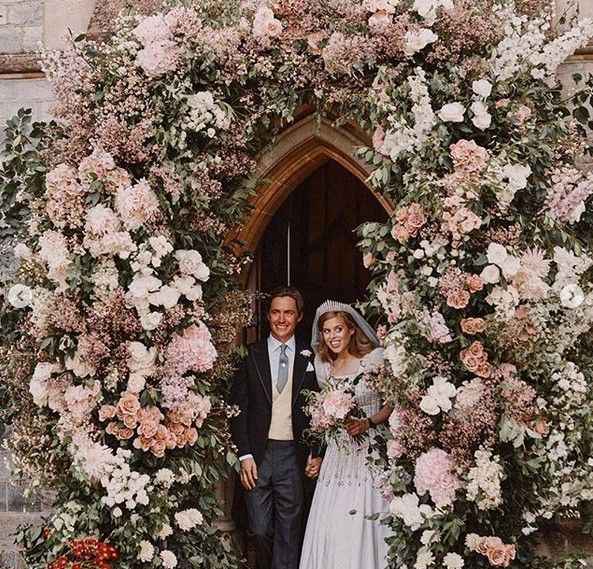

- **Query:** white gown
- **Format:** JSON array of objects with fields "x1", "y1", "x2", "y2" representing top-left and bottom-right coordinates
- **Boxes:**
[{"x1": 299, "y1": 348, "x2": 391, "y2": 569}]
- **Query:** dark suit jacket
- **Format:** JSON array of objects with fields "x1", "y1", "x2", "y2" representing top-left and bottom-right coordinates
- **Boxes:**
[{"x1": 230, "y1": 337, "x2": 319, "y2": 468}]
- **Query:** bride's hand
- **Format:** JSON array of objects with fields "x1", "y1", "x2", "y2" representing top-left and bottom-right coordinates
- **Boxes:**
[
  {"x1": 305, "y1": 455, "x2": 322, "y2": 478},
  {"x1": 345, "y1": 418, "x2": 370, "y2": 437}
]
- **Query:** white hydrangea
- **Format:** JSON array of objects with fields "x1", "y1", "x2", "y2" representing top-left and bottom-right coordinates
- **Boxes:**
[
  {"x1": 443, "y1": 552, "x2": 465, "y2": 569},
  {"x1": 175, "y1": 508, "x2": 204, "y2": 531},
  {"x1": 378, "y1": 68, "x2": 436, "y2": 161},
  {"x1": 155, "y1": 468, "x2": 175, "y2": 487},
  {"x1": 99, "y1": 450, "x2": 151, "y2": 511},
  {"x1": 138, "y1": 540, "x2": 155, "y2": 563},
  {"x1": 466, "y1": 450, "x2": 504, "y2": 510},
  {"x1": 186, "y1": 91, "x2": 231, "y2": 134},
  {"x1": 160, "y1": 550, "x2": 178, "y2": 569}
]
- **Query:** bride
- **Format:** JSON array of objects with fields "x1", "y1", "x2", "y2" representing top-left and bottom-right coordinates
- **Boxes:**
[{"x1": 299, "y1": 300, "x2": 392, "y2": 569}]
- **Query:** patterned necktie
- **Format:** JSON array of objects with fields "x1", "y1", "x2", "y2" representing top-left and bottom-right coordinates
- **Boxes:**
[{"x1": 277, "y1": 343, "x2": 289, "y2": 393}]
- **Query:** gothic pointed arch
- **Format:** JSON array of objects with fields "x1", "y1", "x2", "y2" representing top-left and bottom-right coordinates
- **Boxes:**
[{"x1": 228, "y1": 114, "x2": 394, "y2": 255}]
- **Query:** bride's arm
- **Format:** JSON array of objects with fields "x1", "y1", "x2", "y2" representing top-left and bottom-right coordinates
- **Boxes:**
[
  {"x1": 346, "y1": 403, "x2": 393, "y2": 436},
  {"x1": 368, "y1": 403, "x2": 393, "y2": 427}
]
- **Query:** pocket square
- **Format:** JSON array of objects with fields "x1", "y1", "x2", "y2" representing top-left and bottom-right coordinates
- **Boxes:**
[{"x1": 306, "y1": 362, "x2": 314, "y2": 372}]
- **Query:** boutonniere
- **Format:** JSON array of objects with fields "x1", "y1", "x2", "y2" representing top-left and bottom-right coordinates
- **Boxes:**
[{"x1": 300, "y1": 349, "x2": 312, "y2": 358}]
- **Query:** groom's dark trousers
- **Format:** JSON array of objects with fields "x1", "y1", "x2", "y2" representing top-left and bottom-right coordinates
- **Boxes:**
[{"x1": 230, "y1": 337, "x2": 318, "y2": 569}]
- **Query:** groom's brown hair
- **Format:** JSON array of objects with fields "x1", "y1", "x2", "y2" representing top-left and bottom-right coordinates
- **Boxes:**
[{"x1": 267, "y1": 286, "x2": 304, "y2": 315}]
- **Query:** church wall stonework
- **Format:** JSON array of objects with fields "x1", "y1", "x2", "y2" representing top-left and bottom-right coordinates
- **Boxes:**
[{"x1": 0, "y1": 1, "x2": 43, "y2": 55}]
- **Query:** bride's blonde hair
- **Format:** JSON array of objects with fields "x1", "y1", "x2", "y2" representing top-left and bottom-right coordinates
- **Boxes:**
[{"x1": 316, "y1": 310, "x2": 373, "y2": 363}]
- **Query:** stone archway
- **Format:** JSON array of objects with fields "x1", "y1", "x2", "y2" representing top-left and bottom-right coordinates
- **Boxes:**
[{"x1": 228, "y1": 113, "x2": 393, "y2": 258}]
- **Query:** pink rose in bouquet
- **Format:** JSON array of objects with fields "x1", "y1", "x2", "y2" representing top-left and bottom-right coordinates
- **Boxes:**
[
  {"x1": 306, "y1": 384, "x2": 360, "y2": 443},
  {"x1": 322, "y1": 389, "x2": 355, "y2": 421}
]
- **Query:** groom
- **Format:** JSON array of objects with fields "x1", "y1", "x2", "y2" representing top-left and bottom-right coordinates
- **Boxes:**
[{"x1": 230, "y1": 286, "x2": 321, "y2": 569}]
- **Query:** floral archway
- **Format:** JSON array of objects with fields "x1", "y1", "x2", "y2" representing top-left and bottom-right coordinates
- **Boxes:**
[{"x1": 2, "y1": 1, "x2": 593, "y2": 569}]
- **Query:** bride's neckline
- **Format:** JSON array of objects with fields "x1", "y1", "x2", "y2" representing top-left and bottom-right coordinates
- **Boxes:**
[{"x1": 330, "y1": 358, "x2": 362, "y2": 378}]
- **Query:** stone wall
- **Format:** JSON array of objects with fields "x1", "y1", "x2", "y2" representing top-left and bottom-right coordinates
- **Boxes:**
[
  {"x1": 0, "y1": 75, "x2": 53, "y2": 131},
  {"x1": 0, "y1": 1, "x2": 43, "y2": 55}
]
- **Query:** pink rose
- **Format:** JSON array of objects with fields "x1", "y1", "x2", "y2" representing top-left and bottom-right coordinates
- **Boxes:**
[
  {"x1": 406, "y1": 204, "x2": 427, "y2": 235},
  {"x1": 446, "y1": 289, "x2": 470, "y2": 309},
  {"x1": 465, "y1": 274, "x2": 484, "y2": 293},
  {"x1": 478, "y1": 537, "x2": 516, "y2": 567},
  {"x1": 99, "y1": 404, "x2": 117, "y2": 422},
  {"x1": 322, "y1": 389, "x2": 355, "y2": 420},
  {"x1": 460, "y1": 318, "x2": 486, "y2": 335}
]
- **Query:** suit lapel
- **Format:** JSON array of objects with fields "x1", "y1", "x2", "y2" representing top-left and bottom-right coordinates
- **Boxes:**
[
  {"x1": 251, "y1": 340, "x2": 272, "y2": 406},
  {"x1": 291, "y1": 341, "x2": 309, "y2": 408}
]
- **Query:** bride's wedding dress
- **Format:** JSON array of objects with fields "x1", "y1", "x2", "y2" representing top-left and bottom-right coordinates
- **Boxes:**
[{"x1": 299, "y1": 347, "x2": 390, "y2": 569}]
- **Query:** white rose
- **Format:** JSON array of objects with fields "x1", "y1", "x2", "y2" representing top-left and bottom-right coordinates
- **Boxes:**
[
  {"x1": 413, "y1": 0, "x2": 435, "y2": 19},
  {"x1": 175, "y1": 250, "x2": 210, "y2": 281},
  {"x1": 438, "y1": 102, "x2": 465, "y2": 123},
  {"x1": 560, "y1": 284, "x2": 585, "y2": 308},
  {"x1": 404, "y1": 28, "x2": 438, "y2": 56},
  {"x1": 419, "y1": 395, "x2": 440, "y2": 415},
  {"x1": 480, "y1": 264, "x2": 501, "y2": 284},
  {"x1": 471, "y1": 101, "x2": 491, "y2": 130},
  {"x1": 500, "y1": 255, "x2": 520, "y2": 278},
  {"x1": 472, "y1": 79, "x2": 492, "y2": 98},
  {"x1": 138, "y1": 540, "x2": 155, "y2": 563},
  {"x1": 172, "y1": 275, "x2": 203, "y2": 301},
  {"x1": 128, "y1": 341, "x2": 157, "y2": 371},
  {"x1": 128, "y1": 275, "x2": 162, "y2": 298},
  {"x1": 158, "y1": 524, "x2": 173, "y2": 539},
  {"x1": 150, "y1": 285, "x2": 181, "y2": 309},
  {"x1": 160, "y1": 550, "x2": 177, "y2": 569},
  {"x1": 30, "y1": 376, "x2": 49, "y2": 407},
  {"x1": 7, "y1": 284, "x2": 33, "y2": 308},
  {"x1": 140, "y1": 311, "x2": 163, "y2": 331},
  {"x1": 112, "y1": 507, "x2": 122, "y2": 518},
  {"x1": 66, "y1": 351, "x2": 95, "y2": 378},
  {"x1": 487, "y1": 243, "x2": 508, "y2": 266}
]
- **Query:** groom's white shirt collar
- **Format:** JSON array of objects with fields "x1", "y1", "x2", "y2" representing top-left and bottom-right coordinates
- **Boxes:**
[{"x1": 268, "y1": 334, "x2": 295, "y2": 352}]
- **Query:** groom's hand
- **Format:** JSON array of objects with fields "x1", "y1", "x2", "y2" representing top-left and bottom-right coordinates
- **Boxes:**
[{"x1": 240, "y1": 457, "x2": 258, "y2": 491}]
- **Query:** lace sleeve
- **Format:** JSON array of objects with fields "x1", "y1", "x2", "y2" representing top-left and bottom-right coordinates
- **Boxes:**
[
  {"x1": 361, "y1": 347, "x2": 385, "y2": 373},
  {"x1": 314, "y1": 354, "x2": 330, "y2": 387}
]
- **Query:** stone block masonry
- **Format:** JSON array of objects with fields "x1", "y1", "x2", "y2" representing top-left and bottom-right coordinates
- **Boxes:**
[
  {"x1": 0, "y1": 1, "x2": 43, "y2": 54},
  {"x1": 0, "y1": 76, "x2": 54, "y2": 143}
]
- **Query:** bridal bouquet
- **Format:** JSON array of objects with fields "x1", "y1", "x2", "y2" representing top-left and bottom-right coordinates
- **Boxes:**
[{"x1": 304, "y1": 377, "x2": 366, "y2": 445}]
